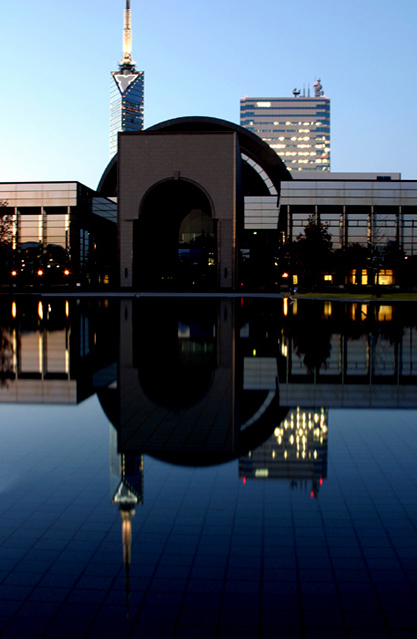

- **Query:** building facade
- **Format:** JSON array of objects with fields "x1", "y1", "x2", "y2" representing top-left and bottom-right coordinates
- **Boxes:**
[
  {"x1": 97, "y1": 117, "x2": 417, "y2": 291},
  {"x1": 0, "y1": 182, "x2": 117, "y2": 287},
  {"x1": 240, "y1": 80, "x2": 330, "y2": 173},
  {"x1": 244, "y1": 173, "x2": 417, "y2": 288},
  {"x1": 98, "y1": 116, "x2": 291, "y2": 291},
  {"x1": 110, "y1": 0, "x2": 144, "y2": 158}
]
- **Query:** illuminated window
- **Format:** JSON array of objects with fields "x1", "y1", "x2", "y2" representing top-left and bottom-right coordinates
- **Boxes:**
[
  {"x1": 378, "y1": 270, "x2": 394, "y2": 285},
  {"x1": 324, "y1": 301, "x2": 332, "y2": 317},
  {"x1": 378, "y1": 305, "x2": 393, "y2": 321},
  {"x1": 349, "y1": 269, "x2": 368, "y2": 285}
]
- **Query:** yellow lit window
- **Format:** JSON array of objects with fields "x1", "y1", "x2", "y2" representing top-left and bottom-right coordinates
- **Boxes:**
[
  {"x1": 378, "y1": 305, "x2": 393, "y2": 321},
  {"x1": 378, "y1": 270, "x2": 394, "y2": 285},
  {"x1": 323, "y1": 301, "x2": 332, "y2": 317},
  {"x1": 349, "y1": 269, "x2": 368, "y2": 285}
]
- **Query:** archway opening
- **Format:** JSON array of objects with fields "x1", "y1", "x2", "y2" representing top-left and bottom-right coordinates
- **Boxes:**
[{"x1": 134, "y1": 180, "x2": 216, "y2": 290}]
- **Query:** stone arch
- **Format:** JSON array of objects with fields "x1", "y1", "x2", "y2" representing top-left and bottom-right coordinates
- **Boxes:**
[{"x1": 133, "y1": 178, "x2": 217, "y2": 290}]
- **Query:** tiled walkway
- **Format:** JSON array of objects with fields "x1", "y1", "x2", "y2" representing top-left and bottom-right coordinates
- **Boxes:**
[{"x1": 1, "y1": 400, "x2": 417, "y2": 638}]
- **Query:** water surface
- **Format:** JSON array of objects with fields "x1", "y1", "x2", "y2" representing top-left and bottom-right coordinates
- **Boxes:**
[{"x1": 1, "y1": 297, "x2": 417, "y2": 638}]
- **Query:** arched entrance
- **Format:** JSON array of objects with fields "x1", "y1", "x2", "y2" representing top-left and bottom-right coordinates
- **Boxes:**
[{"x1": 134, "y1": 179, "x2": 216, "y2": 290}]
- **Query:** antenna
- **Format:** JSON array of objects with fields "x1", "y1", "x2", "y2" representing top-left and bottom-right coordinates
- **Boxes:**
[{"x1": 120, "y1": 0, "x2": 135, "y2": 70}]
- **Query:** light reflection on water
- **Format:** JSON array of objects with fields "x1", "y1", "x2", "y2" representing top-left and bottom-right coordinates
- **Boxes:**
[{"x1": 1, "y1": 297, "x2": 417, "y2": 636}]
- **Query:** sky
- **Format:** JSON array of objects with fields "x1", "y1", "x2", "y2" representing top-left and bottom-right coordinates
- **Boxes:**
[{"x1": 1, "y1": 0, "x2": 417, "y2": 189}]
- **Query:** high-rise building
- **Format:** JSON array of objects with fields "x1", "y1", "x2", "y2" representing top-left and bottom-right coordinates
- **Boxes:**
[
  {"x1": 110, "y1": 0, "x2": 144, "y2": 158},
  {"x1": 240, "y1": 80, "x2": 330, "y2": 173}
]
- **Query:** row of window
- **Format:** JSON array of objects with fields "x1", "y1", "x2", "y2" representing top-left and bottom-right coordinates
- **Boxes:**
[{"x1": 241, "y1": 103, "x2": 329, "y2": 110}]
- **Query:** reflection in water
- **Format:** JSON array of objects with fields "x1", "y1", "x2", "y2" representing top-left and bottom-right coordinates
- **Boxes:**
[
  {"x1": 1, "y1": 296, "x2": 417, "y2": 633},
  {"x1": 110, "y1": 424, "x2": 143, "y2": 614},
  {"x1": 0, "y1": 297, "x2": 118, "y2": 403},
  {"x1": 239, "y1": 407, "x2": 328, "y2": 498}
]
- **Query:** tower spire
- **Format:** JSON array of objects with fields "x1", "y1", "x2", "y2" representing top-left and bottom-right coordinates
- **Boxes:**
[{"x1": 120, "y1": 0, "x2": 135, "y2": 70}]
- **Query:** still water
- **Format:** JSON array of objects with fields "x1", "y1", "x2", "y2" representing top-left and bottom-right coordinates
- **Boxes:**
[{"x1": 1, "y1": 296, "x2": 417, "y2": 638}]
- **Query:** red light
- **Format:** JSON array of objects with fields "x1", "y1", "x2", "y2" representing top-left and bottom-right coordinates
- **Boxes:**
[
  {"x1": 243, "y1": 477, "x2": 246, "y2": 485},
  {"x1": 320, "y1": 478, "x2": 323, "y2": 485},
  {"x1": 310, "y1": 490, "x2": 314, "y2": 499},
  {"x1": 37, "y1": 270, "x2": 43, "y2": 277}
]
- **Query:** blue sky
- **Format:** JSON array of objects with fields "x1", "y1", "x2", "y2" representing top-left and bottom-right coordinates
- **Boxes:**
[{"x1": 1, "y1": 0, "x2": 416, "y2": 189}]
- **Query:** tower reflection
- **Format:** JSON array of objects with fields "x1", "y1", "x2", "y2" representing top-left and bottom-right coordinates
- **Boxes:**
[{"x1": 1, "y1": 295, "x2": 417, "y2": 613}]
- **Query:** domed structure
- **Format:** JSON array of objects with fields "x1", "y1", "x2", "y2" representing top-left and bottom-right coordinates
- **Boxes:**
[{"x1": 97, "y1": 116, "x2": 291, "y2": 291}]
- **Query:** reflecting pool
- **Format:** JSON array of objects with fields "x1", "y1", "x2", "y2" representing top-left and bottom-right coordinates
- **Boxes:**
[{"x1": 1, "y1": 296, "x2": 417, "y2": 638}]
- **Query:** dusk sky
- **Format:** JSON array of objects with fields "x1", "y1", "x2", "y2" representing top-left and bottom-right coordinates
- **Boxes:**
[{"x1": 1, "y1": 0, "x2": 416, "y2": 189}]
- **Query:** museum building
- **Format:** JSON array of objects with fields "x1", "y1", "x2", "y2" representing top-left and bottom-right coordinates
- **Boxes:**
[
  {"x1": 2, "y1": 116, "x2": 417, "y2": 291},
  {"x1": 97, "y1": 116, "x2": 417, "y2": 291}
]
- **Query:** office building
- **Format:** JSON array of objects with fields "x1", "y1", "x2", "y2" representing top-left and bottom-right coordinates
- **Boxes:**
[
  {"x1": 240, "y1": 80, "x2": 330, "y2": 173},
  {"x1": 110, "y1": 0, "x2": 144, "y2": 158}
]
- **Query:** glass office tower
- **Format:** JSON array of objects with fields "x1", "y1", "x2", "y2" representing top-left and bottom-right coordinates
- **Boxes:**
[
  {"x1": 240, "y1": 80, "x2": 330, "y2": 173},
  {"x1": 110, "y1": 1, "x2": 144, "y2": 158}
]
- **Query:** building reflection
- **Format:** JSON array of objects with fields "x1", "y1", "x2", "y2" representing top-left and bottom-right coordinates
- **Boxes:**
[
  {"x1": 0, "y1": 297, "x2": 118, "y2": 403},
  {"x1": 239, "y1": 407, "x2": 328, "y2": 498},
  {"x1": 1, "y1": 295, "x2": 416, "y2": 608},
  {"x1": 278, "y1": 299, "x2": 417, "y2": 406}
]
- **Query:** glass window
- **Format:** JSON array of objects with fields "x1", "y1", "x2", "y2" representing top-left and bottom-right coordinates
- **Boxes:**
[
  {"x1": 45, "y1": 212, "x2": 68, "y2": 248},
  {"x1": 19, "y1": 213, "x2": 42, "y2": 246}
]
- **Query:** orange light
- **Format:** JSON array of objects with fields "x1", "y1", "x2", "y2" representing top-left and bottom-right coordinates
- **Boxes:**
[
  {"x1": 37, "y1": 269, "x2": 43, "y2": 277},
  {"x1": 64, "y1": 269, "x2": 70, "y2": 276},
  {"x1": 282, "y1": 272, "x2": 289, "y2": 278},
  {"x1": 11, "y1": 270, "x2": 17, "y2": 277}
]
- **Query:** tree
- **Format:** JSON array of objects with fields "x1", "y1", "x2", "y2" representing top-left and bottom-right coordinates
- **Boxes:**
[
  {"x1": 0, "y1": 326, "x2": 14, "y2": 388},
  {"x1": 0, "y1": 201, "x2": 14, "y2": 284},
  {"x1": 0, "y1": 201, "x2": 13, "y2": 245},
  {"x1": 295, "y1": 216, "x2": 333, "y2": 291},
  {"x1": 335, "y1": 242, "x2": 370, "y2": 286}
]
